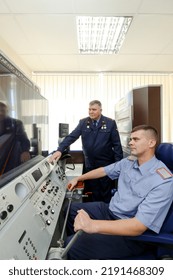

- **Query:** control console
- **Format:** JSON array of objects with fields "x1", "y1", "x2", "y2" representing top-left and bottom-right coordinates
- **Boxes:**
[{"x1": 0, "y1": 156, "x2": 67, "y2": 259}]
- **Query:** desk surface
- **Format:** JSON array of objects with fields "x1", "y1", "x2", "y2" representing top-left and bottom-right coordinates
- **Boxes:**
[{"x1": 65, "y1": 163, "x2": 83, "y2": 181}]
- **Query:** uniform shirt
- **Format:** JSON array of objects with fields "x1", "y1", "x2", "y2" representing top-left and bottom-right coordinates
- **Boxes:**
[
  {"x1": 58, "y1": 115, "x2": 123, "y2": 168},
  {"x1": 104, "y1": 156, "x2": 173, "y2": 233}
]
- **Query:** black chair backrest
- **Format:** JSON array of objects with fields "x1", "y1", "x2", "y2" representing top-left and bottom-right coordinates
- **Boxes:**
[
  {"x1": 155, "y1": 143, "x2": 173, "y2": 233},
  {"x1": 155, "y1": 143, "x2": 173, "y2": 173}
]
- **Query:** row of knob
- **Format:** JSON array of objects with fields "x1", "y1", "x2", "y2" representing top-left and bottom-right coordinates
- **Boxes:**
[
  {"x1": 0, "y1": 204, "x2": 14, "y2": 220},
  {"x1": 40, "y1": 199, "x2": 55, "y2": 226},
  {"x1": 39, "y1": 178, "x2": 62, "y2": 226},
  {"x1": 41, "y1": 183, "x2": 59, "y2": 195}
]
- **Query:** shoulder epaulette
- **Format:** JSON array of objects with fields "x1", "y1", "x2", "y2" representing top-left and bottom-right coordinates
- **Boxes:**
[
  {"x1": 156, "y1": 167, "x2": 173, "y2": 179},
  {"x1": 104, "y1": 116, "x2": 113, "y2": 121}
]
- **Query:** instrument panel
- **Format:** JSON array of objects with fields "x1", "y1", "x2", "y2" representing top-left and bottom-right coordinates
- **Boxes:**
[{"x1": 0, "y1": 156, "x2": 67, "y2": 259}]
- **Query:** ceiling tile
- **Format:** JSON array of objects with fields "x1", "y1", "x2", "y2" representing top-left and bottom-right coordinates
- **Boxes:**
[
  {"x1": 4, "y1": 0, "x2": 75, "y2": 13},
  {"x1": 0, "y1": 0, "x2": 173, "y2": 72}
]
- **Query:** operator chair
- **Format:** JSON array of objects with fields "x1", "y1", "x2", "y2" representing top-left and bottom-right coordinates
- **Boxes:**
[{"x1": 128, "y1": 142, "x2": 173, "y2": 259}]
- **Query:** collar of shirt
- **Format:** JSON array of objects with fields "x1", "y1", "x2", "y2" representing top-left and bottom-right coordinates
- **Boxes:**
[{"x1": 133, "y1": 155, "x2": 157, "y2": 175}]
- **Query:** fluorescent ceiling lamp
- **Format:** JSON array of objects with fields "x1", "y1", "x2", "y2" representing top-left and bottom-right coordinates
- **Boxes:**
[{"x1": 76, "y1": 16, "x2": 133, "y2": 54}]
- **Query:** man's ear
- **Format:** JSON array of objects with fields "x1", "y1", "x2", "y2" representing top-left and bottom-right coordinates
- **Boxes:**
[{"x1": 149, "y1": 139, "x2": 157, "y2": 148}]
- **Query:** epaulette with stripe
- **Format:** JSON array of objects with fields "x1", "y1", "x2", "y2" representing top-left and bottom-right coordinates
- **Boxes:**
[{"x1": 156, "y1": 167, "x2": 173, "y2": 179}]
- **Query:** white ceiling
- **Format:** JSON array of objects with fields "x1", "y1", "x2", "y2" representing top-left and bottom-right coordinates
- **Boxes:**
[{"x1": 0, "y1": 0, "x2": 173, "y2": 73}]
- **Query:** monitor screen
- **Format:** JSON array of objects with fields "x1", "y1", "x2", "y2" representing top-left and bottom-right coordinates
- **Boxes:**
[{"x1": 59, "y1": 123, "x2": 69, "y2": 138}]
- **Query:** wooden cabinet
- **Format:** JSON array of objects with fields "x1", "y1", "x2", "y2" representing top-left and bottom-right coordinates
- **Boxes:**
[
  {"x1": 132, "y1": 85, "x2": 161, "y2": 143},
  {"x1": 115, "y1": 85, "x2": 161, "y2": 155}
]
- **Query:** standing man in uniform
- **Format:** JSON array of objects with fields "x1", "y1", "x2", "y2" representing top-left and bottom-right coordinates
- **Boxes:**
[
  {"x1": 50, "y1": 100, "x2": 123, "y2": 203},
  {"x1": 65, "y1": 125, "x2": 173, "y2": 259}
]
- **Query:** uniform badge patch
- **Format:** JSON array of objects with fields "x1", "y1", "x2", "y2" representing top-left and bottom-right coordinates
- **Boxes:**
[{"x1": 156, "y1": 168, "x2": 173, "y2": 179}]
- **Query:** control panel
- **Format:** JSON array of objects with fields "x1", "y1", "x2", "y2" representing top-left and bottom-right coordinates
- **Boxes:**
[{"x1": 0, "y1": 157, "x2": 67, "y2": 259}]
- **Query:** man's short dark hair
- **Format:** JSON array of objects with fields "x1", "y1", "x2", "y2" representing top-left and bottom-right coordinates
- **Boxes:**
[
  {"x1": 131, "y1": 124, "x2": 158, "y2": 142},
  {"x1": 89, "y1": 100, "x2": 102, "y2": 108}
]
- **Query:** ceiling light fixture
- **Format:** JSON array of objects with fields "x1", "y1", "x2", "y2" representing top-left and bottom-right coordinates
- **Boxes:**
[{"x1": 76, "y1": 16, "x2": 133, "y2": 54}]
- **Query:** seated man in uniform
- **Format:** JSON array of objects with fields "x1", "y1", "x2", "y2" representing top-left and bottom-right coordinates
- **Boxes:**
[{"x1": 65, "y1": 125, "x2": 173, "y2": 259}]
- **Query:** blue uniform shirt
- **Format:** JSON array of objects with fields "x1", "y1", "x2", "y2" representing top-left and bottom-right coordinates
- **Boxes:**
[{"x1": 104, "y1": 156, "x2": 173, "y2": 233}]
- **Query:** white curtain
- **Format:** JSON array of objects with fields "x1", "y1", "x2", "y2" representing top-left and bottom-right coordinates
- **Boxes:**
[{"x1": 32, "y1": 72, "x2": 173, "y2": 152}]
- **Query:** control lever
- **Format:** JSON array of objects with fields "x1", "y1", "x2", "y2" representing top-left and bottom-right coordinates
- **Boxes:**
[
  {"x1": 47, "y1": 185, "x2": 83, "y2": 259},
  {"x1": 47, "y1": 230, "x2": 83, "y2": 260},
  {"x1": 61, "y1": 230, "x2": 83, "y2": 259},
  {"x1": 57, "y1": 188, "x2": 74, "y2": 248}
]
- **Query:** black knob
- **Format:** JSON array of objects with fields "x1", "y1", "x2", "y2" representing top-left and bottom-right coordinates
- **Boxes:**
[
  {"x1": 44, "y1": 210, "x2": 48, "y2": 215},
  {"x1": 46, "y1": 220, "x2": 51, "y2": 226},
  {"x1": 7, "y1": 204, "x2": 14, "y2": 212},
  {"x1": 41, "y1": 201, "x2": 46, "y2": 205},
  {"x1": 0, "y1": 210, "x2": 8, "y2": 220}
]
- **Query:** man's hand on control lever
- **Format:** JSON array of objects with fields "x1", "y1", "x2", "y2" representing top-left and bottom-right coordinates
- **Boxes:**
[
  {"x1": 74, "y1": 209, "x2": 94, "y2": 233},
  {"x1": 67, "y1": 177, "x2": 80, "y2": 191},
  {"x1": 49, "y1": 151, "x2": 62, "y2": 163}
]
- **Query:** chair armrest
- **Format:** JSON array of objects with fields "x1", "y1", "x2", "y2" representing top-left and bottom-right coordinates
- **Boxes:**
[{"x1": 128, "y1": 232, "x2": 173, "y2": 245}]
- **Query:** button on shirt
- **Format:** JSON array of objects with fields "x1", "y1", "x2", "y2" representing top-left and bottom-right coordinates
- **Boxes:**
[{"x1": 104, "y1": 156, "x2": 173, "y2": 233}]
